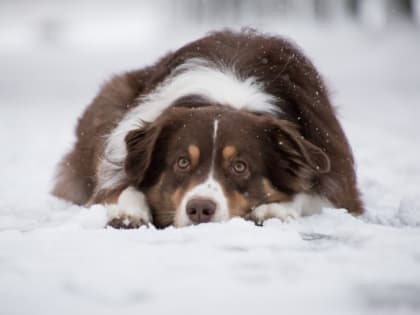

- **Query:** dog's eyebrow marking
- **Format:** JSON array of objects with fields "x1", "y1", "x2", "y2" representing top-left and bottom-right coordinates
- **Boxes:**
[
  {"x1": 223, "y1": 146, "x2": 237, "y2": 161},
  {"x1": 188, "y1": 145, "x2": 200, "y2": 168}
]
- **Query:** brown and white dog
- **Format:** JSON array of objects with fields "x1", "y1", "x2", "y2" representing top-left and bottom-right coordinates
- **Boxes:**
[{"x1": 52, "y1": 30, "x2": 363, "y2": 228}]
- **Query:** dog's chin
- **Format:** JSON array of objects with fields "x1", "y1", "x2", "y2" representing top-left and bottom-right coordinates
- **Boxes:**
[
  {"x1": 173, "y1": 218, "x2": 224, "y2": 228},
  {"x1": 173, "y1": 217, "x2": 194, "y2": 228}
]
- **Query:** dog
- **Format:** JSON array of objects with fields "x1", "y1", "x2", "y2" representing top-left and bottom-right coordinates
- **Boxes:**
[{"x1": 52, "y1": 29, "x2": 364, "y2": 228}]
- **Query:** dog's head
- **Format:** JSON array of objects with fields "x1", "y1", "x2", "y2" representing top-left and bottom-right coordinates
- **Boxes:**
[{"x1": 124, "y1": 105, "x2": 330, "y2": 228}]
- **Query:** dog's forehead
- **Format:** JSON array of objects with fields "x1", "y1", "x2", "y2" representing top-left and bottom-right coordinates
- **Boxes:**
[
  {"x1": 158, "y1": 107, "x2": 213, "y2": 158},
  {"x1": 163, "y1": 106, "x2": 265, "y2": 150},
  {"x1": 167, "y1": 106, "x2": 261, "y2": 131},
  {"x1": 218, "y1": 112, "x2": 262, "y2": 136},
  {"x1": 165, "y1": 108, "x2": 215, "y2": 144}
]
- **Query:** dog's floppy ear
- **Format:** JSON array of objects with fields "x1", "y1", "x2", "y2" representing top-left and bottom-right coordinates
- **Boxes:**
[
  {"x1": 265, "y1": 119, "x2": 330, "y2": 193},
  {"x1": 269, "y1": 120, "x2": 331, "y2": 174},
  {"x1": 124, "y1": 123, "x2": 161, "y2": 185},
  {"x1": 282, "y1": 122, "x2": 330, "y2": 174}
]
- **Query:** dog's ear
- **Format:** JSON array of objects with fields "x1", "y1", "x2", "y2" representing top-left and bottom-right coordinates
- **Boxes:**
[
  {"x1": 276, "y1": 121, "x2": 330, "y2": 174},
  {"x1": 266, "y1": 119, "x2": 330, "y2": 191},
  {"x1": 124, "y1": 123, "x2": 161, "y2": 185}
]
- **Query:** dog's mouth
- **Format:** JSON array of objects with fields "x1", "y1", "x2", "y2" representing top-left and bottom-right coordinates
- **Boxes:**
[{"x1": 175, "y1": 192, "x2": 230, "y2": 228}]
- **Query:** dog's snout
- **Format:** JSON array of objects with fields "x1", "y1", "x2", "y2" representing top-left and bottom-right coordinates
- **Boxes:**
[{"x1": 186, "y1": 199, "x2": 216, "y2": 224}]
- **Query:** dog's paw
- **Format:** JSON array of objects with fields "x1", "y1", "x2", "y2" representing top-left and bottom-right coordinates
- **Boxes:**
[
  {"x1": 106, "y1": 186, "x2": 152, "y2": 229},
  {"x1": 246, "y1": 203, "x2": 300, "y2": 226},
  {"x1": 107, "y1": 215, "x2": 148, "y2": 229}
]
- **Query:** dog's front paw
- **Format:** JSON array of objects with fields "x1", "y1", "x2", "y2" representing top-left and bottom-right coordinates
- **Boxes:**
[
  {"x1": 246, "y1": 203, "x2": 300, "y2": 226},
  {"x1": 107, "y1": 215, "x2": 148, "y2": 229},
  {"x1": 106, "y1": 186, "x2": 152, "y2": 229}
]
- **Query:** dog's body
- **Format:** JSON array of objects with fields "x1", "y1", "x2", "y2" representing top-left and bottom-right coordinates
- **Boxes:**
[{"x1": 53, "y1": 30, "x2": 363, "y2": 228}]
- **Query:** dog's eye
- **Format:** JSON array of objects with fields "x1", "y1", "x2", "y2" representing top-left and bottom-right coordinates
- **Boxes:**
[
  {"x1": 232, "y1": 161, "x2": 247, "y2": 174},
  {"x1": 177, "y1": 157, "x2": 191, "y2": 170}
]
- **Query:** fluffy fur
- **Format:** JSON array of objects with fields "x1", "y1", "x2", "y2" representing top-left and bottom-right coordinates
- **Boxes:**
[{"x1": 53, "y1": 29, "x2": 363, "y2": 228}]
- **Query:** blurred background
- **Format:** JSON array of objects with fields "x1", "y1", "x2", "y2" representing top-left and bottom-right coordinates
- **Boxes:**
[
  {"x1": 0, "y1": 0, "x2": 419, "y2": 212},
  {"x1": 1, "y1": 0, "x2": 419, "y2": 51},
  {"x1": 1, "y1": 0, "x2": 419, "y2": 109},
  {"x1": 1, "y1": 3, "x2": 420, "y2": 314}
]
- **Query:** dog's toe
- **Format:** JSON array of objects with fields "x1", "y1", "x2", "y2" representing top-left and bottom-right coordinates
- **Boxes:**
[
  {"x1": 107, "y1": 215, "x2": 148, "y2": 229},
  {"x1": 246, "y1": 203, "x2": 300, "y2": 226}
]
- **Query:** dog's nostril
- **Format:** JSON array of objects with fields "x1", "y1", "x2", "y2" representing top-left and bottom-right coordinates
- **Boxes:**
[
  {"x1": 188, "y1": 208, "x2": 197, "y2": 215},
  {"x1": 186, "y1": 199, "x2": 216, "y2": 224}
]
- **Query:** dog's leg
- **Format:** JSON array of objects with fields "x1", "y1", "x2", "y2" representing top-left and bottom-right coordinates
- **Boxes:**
[
  {"x1": 247, "y1": 203, "x2": 301, "y2": 226},
  {"x1": 105, "y1": 186, "x2": 152, "y2": 229}
]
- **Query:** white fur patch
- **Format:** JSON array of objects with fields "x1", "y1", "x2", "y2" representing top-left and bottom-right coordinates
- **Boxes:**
[
  {"x1": 211, "y1": 119, "x2": 219, "y2": 167},
  {"x1": 106, "y1": 186, "x2": 152, "y2": 227},
  {"x1": 249, "y1": 193, "x2": 333, "y2": 225},
  {"x1": 175, "y1": 176, "x2": 230, "y2": 227},
  {"x1": 212, "y1": 119, "x2": 219, "y2": 144},
  {"x1": 96, "y1": 58, "x2": 279, "y2": 192}
]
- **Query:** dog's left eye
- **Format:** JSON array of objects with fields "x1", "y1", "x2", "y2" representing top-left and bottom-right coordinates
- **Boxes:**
[
  {"x1": 232, "y1": 161, "x2": 247, "y2": 174},
  {"x1": 177, "y1": 157, "x2": 191, "y2": 170}
]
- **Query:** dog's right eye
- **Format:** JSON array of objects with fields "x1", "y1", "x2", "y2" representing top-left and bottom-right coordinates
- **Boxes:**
[{"x1": 176, "y1": 157, "x2": 191, "y2": 170}]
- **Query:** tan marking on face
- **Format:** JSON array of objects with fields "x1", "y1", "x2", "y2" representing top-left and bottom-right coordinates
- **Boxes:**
[
  {"x1": 261, "y1": 178, "x2": 290, "y2": 203},
  {"x1": 144, "y1": 174, "x2": 177, "y2": 227},
  {"x1": 188, "y1": 145, "x2": 200, "y2": 168},
  {"x1": 145, "y1": 175, "x2": 165, "y2": 205},
  {"x1": 223, "y1": 145, "x2": 237, "y2": 161},
  {"x1": 227, "y1": 190, "x2": 253, "y2": 218},
  {"x1": 171, "y1": 188, "x2": 183, "y2": 210},
  {"x1": 147, "y1": 176, "x2": 205, "y2": 228}
]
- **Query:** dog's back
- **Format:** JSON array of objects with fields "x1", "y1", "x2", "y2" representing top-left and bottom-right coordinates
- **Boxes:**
[{"x1": 53, "y1": 30, "x2": 363, "y2": 225}]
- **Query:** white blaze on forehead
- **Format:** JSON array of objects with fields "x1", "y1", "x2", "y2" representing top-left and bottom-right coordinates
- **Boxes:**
[
  {"x1": 213, "y1": 119, "x2": 219, "y2": 143},
  {"x1": 211, "y1": 119, "x2": 219, "y2": 167},
  {"x1": 96, "y1": 58, "x2": 279, "y2": 192}
]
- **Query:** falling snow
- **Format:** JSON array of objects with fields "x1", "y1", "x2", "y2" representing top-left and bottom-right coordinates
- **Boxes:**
[{"x1": 1, "y1": 8, "x2": 420, "y2": 315}]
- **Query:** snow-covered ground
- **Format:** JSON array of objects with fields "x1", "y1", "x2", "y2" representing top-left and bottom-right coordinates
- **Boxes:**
[{"x1": 1, "y1": 5, "x2": 420, "y2": 314}]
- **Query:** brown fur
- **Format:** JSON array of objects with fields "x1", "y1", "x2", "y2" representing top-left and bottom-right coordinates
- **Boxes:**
[
  {"x1": 123, "y1": 106, "x2": 356, "y2": 227},
  {"x1": 261, "y1": 178, "x2": 290, "y2": 203},
  {"x1": 53, "y1": 29, "x2": 364, "y2": 228}
]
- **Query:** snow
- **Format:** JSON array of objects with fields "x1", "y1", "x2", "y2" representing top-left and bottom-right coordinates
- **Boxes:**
[{"x1": 1, "y1": 6, "x2": 420, "y2": 315}]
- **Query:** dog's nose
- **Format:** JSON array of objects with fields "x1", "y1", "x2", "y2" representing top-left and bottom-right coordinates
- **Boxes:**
[{"x1": 186, "y1": 199, "x2": 216, "y2": 224}]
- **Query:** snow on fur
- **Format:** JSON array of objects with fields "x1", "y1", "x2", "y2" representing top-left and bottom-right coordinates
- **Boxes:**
[{"x1": 1, "y1": 22, "x2": 420, "y2": 315}]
